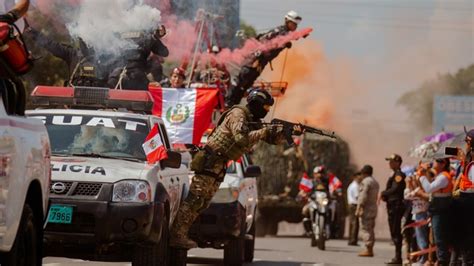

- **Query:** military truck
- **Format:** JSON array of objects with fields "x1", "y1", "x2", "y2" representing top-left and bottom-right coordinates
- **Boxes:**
[{"x1": 251, "y1": 134, "x2": 356, "y2": 237}]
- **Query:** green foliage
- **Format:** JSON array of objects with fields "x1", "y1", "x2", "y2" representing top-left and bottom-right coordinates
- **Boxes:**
[
  {"x1": 239, "y1": 21, "x2": 257, "y2": 39},
  {"x1": 398, "y1": 64, "x2": 474, "y2": 134}
]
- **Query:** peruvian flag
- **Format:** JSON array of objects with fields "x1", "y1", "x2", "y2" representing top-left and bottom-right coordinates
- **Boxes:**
[
  {"x1": 149, "y1": 87, "x2": 219, "y2": 144},
  {"x1": 142, "y1": 124, "x2": 168, "y2": 164},
  {"x1": 299, "y1": 173, "x2": 314, "y2": 192}
]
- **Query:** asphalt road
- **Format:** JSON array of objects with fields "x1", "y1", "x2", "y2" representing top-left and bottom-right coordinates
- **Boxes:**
[{"x1": 43, "y1": 223, "x2": 395, "y2": 266}]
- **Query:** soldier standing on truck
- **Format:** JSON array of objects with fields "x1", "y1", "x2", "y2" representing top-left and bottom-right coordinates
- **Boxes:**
[
  {"x1": 225, "y1": 11, "x2": 302, "y2": 107},
  {"x1": 282, "y1": 137, "x2": 308, "y2": 198},
  {"x1": 24, "y1": 24, "x2": 110, "y2": 87},
  {"x1": 169, "y1": 88, "x2": 303, "y2": 249}
]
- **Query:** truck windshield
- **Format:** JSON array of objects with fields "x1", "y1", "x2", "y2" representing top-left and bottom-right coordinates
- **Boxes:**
[{"x1": 30, "y1": 114, "x2": 149, "y2": 161}]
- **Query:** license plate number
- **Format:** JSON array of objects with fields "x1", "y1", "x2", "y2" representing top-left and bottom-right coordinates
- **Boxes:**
[{"x1": 47, "y1": 205, "x2": 73, "y2": 224}]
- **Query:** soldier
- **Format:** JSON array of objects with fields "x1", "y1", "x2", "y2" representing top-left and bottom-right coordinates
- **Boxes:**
[
  {"x1": 24, "y1": 25, "x2": 110, "y2": 87},
  {"x1": 160, "y1": 67, "x2": 186, "y2": 88},
  {"x1": 381, "y1": 154, "x2": 406, "y2": 265},
  {"x1": 282, "y1": 137, "x2": 308, "y2": 198},
  {"x1": 169, "y1": 88, "x2": 302, "y2": 249},
  {"x1": 356, "y1": 165, "x2": 380, "y2": 257},
  {"x1": 108, "y1": 25, "x2": 169, "y2": 90},
  {"x1": 225, "y1": 10, "x2": 302, "y2": 107}
]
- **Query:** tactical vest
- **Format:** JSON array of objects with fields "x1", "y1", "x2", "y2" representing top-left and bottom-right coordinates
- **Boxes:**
[
  {"x1": 207, "y1": 106, "x2": 252, "y2": 161},
  {"x1": 460, "y1": 161, "x2": 474, "y2": 191},
  {"x1": 437, "y1": 171, "x2": 454, "y2": 194}
]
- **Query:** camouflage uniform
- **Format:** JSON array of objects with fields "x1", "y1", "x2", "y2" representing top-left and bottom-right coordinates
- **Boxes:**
[
  {"x1": 357, "y1": 175, "x2": 380, "y2": 249},
  {"x1": 283, "y1": 146, "x2": 307, "y2": 197},
  {"x1": 170, "y1": 106, "x2": 284, "y2": 248}
]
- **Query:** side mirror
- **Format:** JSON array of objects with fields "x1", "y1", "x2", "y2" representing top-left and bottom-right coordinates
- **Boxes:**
[
  {"x1": 244, "y1": 165, "x2": 262, "y2": 178},
  {"x1": 160, "y1": 151, "x2": 182, "y2": 169}
]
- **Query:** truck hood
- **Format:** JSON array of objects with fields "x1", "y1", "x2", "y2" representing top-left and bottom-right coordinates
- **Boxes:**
[{"x1": 51, "y1": 156, "x2": 145, "y2": 183}]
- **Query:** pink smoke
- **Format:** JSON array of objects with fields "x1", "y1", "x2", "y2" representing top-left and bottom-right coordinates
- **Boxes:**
[{"x1": 201, "y1": 28, "x2": 313, "y2": 67}]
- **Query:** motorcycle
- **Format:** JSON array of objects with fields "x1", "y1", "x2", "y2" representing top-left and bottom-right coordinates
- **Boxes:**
[
  {"x1": 309, "y1": 189, "x2": 329, "y2": 250},
  {"x1": 0, "y1": 0, "x2": 32, "y2": 116}
]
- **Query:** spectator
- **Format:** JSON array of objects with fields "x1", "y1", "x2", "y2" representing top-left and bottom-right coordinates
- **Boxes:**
[
  {"x1": 419, "y1": 158, "x2": 453, "y2": 265},
  {"x1": 356, "y1": 165, "x2": 379, "y2": 257},
  {"x1": 347, "y1": 172, "x2": 361, "y2": 246},
  {"x1": 404, "y1": 169, "x2": 430, "y2": 265}
]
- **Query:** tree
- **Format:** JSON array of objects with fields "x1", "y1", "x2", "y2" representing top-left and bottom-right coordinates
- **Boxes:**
[{"x1": 398, "y1": 64, "x2": 474, "y2": 133}]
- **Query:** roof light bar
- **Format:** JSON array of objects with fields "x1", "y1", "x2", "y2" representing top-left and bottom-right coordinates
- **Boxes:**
[{"x1": 30, "y1": 86, "x2": 154, "y2": 113}]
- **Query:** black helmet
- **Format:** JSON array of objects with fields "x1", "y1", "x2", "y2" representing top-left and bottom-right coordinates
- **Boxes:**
[{"x1": 246, "y1": 88, "x2": 274, "y2": 119}]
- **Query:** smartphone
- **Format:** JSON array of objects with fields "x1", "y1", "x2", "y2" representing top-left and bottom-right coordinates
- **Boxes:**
[{"x1": 445, "y1": 147, "x2": 458, "y2": 156}]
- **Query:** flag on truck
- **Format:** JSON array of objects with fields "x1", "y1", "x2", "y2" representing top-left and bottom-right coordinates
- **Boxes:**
[
  {"x1": 149, "y1": 87, "x2": 219, "y2": 144},
  {"x1": 299, "y1": 172, "x2": 313, "y2": 192},
  {"x1": 142, "y1": 124, "x2": 168, "y2": 164}
]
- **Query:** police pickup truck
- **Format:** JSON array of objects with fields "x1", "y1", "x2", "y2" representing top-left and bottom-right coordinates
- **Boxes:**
[
  {"x1": 27, "y1": 86, "x2": 189, "y2": 265},
  {"x1": 0, "y1": 94, "x2": 50, "y2": 266},
  {"x1": 188, "y1": 153, "x2": 261, "y2": 266}
]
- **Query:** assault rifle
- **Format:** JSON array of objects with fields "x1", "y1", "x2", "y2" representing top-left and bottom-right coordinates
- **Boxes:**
[{"x1": 260, "y1": 118, "x2": 336, "y2": 146}]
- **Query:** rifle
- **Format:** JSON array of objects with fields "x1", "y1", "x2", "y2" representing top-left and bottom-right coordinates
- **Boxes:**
[{"x1": 260, "y1": 118, "x2": 336, "y2": 145}]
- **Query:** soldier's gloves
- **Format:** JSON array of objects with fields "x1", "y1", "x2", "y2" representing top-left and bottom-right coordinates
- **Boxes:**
[
  {"x1": 254, "y1": 50, "x2": 263, "y2": 59},
  {"x1": 292, "y1": 125, "x2": 303, "y2": 136},
  {"x1": 285, "y1": 42, "x2": 292, "y2": 49},
  {"x1": 452, "y1": 189, "x2": 461, "y2": 198}
]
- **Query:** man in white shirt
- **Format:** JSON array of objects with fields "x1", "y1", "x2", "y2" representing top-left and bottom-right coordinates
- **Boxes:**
[{"x1": 347, "y1": 172, "x2": 360, "y2": 246}]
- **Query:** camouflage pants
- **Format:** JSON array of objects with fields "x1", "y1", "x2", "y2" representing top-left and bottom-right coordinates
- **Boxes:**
[
  {"x1": 359, "y1": 214, "x2": 376, "y2": 248},
  {"x1": 170, "y1": 161, "x2": 226, "y2": 241}
]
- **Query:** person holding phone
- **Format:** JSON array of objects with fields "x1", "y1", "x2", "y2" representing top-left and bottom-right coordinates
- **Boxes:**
[
  {"x1": 453, "y1": 129, "x2": 474, "y2": 264},
  {"x1": 419, "y1": 157, "x2": 453, "y2": 265}
]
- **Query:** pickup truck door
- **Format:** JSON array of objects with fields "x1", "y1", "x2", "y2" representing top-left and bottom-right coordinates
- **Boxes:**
[{"x1": 149, "y1": 118, "x2": 187, "y2": 224}]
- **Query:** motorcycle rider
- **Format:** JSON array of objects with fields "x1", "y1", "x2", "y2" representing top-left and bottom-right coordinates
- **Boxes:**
[
  {"x1": 225, "y1": 10, "x2": 302, "y2": 107},
  {"x1": 301, "y1": 165, "x2": 330, "y2": 235}
]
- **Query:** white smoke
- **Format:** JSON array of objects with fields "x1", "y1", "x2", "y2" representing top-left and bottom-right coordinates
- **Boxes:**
[{"x1": 67, "y1": 0, "x2": 162, "y2": 56}]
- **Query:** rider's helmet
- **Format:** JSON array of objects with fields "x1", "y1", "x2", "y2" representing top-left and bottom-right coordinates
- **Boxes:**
[
  {"x1": 246, "y1": 88, "x2": 274, "y2": 119},
  {"x1": 313, "y1": 165, "x2": 326, "y2": 174}
]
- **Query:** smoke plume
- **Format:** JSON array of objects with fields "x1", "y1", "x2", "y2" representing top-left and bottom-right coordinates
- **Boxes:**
[{"x1": 66, "y1": 0, "x2": 161, "y2": 56}]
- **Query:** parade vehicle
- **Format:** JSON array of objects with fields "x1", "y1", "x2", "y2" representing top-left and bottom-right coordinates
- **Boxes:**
[
  {"x1": 0, "y1": 0, "x2": 52, "y2": 265},
  {"x1": 188, "y1": 153, "x2": 261, "y2": 265},
  {"x1": 0, "y1": 83, "x2": 50, "y2": 266},
  {"x1": 27, "y1": 86, "x2": 190, "y2": 266}
]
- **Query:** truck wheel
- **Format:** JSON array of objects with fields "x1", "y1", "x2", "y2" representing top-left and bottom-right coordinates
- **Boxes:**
[
  {"x1": 0, "y1": 204, "x2": 40, "y2": 266},
  {"x1": 132, "y1": 214, "x2": 169, "y2": 266},
  {"x1": 224, "y1": 216, "x2": 245, "y2": 266},
  {"x1": 168, "y1": 247, "x2": 187, "y2": 266},
  {"x1": 244, "y1": 220, "x2": 256, "y2": 263}
]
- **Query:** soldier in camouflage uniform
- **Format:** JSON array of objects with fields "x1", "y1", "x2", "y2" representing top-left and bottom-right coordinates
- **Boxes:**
[
  {"x1": 170, "y1": 88, "x2": 302, "y2": 249},
  {"x1": 356, "y1": 165, "x2": 380, "y2": 257}
]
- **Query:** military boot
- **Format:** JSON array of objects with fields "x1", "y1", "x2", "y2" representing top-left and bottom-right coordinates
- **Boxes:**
[
  {"x1": 169, "y1": 237, "x2": 198, "y2": 250},
  {"x1": 358, "y1": 246, "x2": 374, "y2": 257},
  {"x1": 385, "y1": 258, "x2": 403, "y2": 265}
]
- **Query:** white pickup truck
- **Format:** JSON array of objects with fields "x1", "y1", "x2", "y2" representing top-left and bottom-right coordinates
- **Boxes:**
[
  {"x1": 28, "y1": 86, "x2": 189, "y2": 266},
  {"x1": 0, "y1": 94, "x2": 51, "y2": 266}
]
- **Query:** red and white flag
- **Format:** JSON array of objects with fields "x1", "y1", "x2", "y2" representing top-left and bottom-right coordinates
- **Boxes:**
[
  {"x1": 149, "y1": 86, "x2": 219, "y2": 144},
  {"x1": 142, "y1": 124, "x2": 168, "y2": 164},
  {"x1": 299, "y1": 173, "x2": 313, "y2": 192}
]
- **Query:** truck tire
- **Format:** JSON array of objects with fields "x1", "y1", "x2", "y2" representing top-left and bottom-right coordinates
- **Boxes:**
[
  {"x1": 224, "y1": 215, "x2": 245, "y2": 266},
  {"x1": 0, "y1": 204, "x2": 40, "y2": 266},
  {"x1": 168, "y1": 247, "x2": 187, "y2": 266},
  {"x1": 244, "y1": 220, "x2": 255, "y2": 263},
  {"x1": 132, "y1": 214, "x2": 169, "y2": 266}
]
